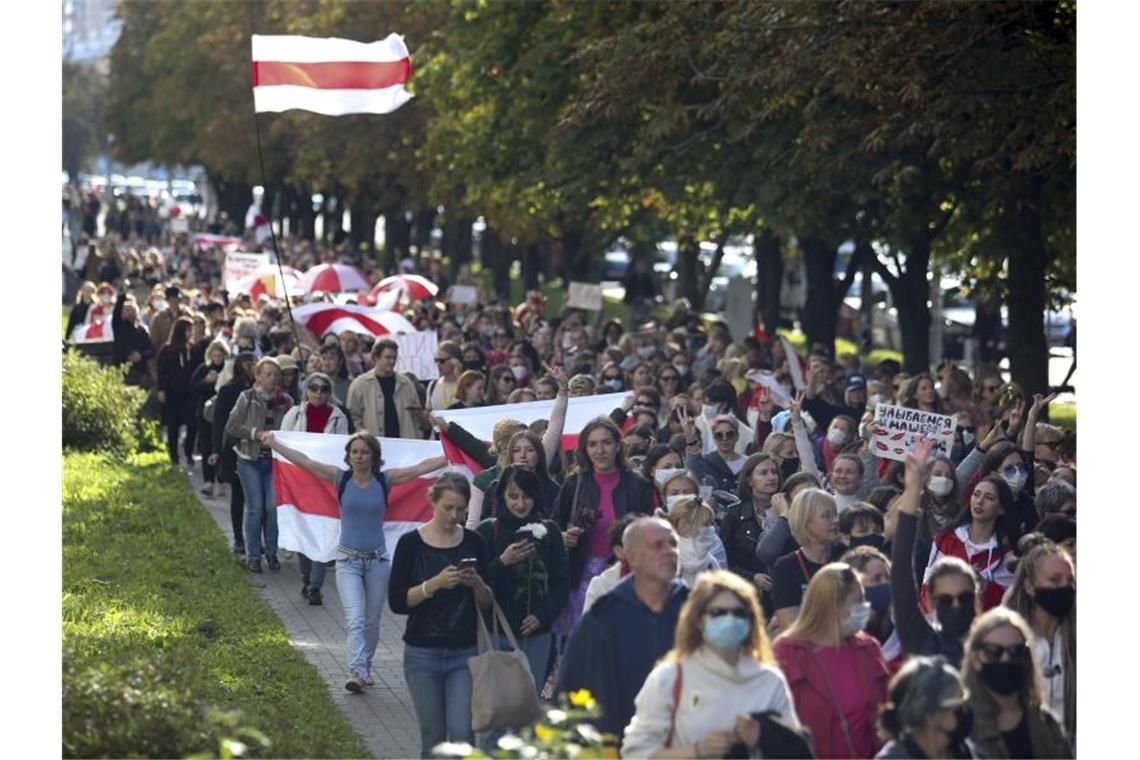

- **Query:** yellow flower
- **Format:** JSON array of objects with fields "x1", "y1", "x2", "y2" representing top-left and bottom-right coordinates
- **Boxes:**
[
  {"x1": 534, "y1": 723, "x2": 556, "y2": 742},
  {"x1": 568, "y1": 689, "x2": 597, "y2": 709}
]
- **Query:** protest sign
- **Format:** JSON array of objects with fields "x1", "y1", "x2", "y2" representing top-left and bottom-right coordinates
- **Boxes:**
[
  {"x1": 566, "y1": 281, "x2": 603, "y2": 311},
  {"x1": 449, "y1": 285, "x2": 478, "y2": 305},
  {"x1": 394, "y1": 330, "x2": 439, "y2": 380},
  {"x1": 223, "y1": 251, "x2": 270, "y2": 291},
  {"x1": 870, "y1": 403, "x2": 958, "y2": 462}
]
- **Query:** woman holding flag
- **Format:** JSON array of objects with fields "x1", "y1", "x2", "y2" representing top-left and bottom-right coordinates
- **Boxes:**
[{"x1": 259, "y1": 431, "x2": 446, "y2": 693}]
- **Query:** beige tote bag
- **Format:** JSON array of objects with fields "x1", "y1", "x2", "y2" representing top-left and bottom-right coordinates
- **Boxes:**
[{"x1": 468, "y1": 600, "x2": 542, "y2": 732}]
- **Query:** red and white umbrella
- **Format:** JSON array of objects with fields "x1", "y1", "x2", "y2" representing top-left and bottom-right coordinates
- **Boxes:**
[
  {"x1": 370, "y1": 274, "x2": 439, "y2": 303},
  {"x1": 233, "y1": 264, "x2": 303, "y2": 300},
  {"x1": 292, "y1": 303, "x2": 415, "y2": 338},
  {"x1": 299, "y1": 263, "x2": 370, "y2": 294}
]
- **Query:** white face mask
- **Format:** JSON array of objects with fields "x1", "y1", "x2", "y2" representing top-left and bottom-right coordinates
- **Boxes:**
[
  {"x1": 638, "y1": 345, "x2": 655, "y2": 359},
  {"x1": 1003, "y1": 468, "x2": 1029, "y2": 495},
  {"x1": 655, "y1": 467, "x2": 686, "y2": 487},
  {"x1": 962, "y1": 430, "x2": 976, "y2": 448},
  {"x1": 702, "y1": 403, "x2": 719, "y2": 419},
  {"x1": 665, "y1": 493, "x2": 696, "y2": 508},
  {"x1": 674, "y1": 363, "x2": 689, "y2": 376},
  {"x1": 868, "y1": 393, "x2": 884, "y2": 409},
  {"x1": 926, "y1": 475, "x2": 953, "y2": 497},
  {"x1": 511, "y1": 365, "x2": 527, "y2": 381},
  {"x1": 827, "y1": 429, "x2": 850, "y2": 447},
  {"x1": 562, "y1": 333, "x2": 574, "y2": 349}
]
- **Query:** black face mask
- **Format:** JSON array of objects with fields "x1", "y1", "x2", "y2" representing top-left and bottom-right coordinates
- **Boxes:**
[
  {"x1": 937, "y1": 605, "x2": 975, "y2": 640},
  {"x1": 978, "y1": 661, "x2": 1025, "y2": 696},
  {"x1": 462, "y1": 359, "x2": 484, "y2": 372},
  {"x1": 948, "y1": 705, "x2": 974, "y2": 747},
  {"x1": 849, "y1": 534, "x2": 886, "y2": 551},
  {"x1": 1033, "y1": 585, "x2": 1075, "y2": 619},
  {"x1": 780, "y1": 458, "x2": 800, "y2": 480}
]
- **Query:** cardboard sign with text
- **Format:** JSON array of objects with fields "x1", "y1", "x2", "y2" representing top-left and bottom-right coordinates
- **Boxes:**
[
  {"x1": 394, "y1": 330, "x2": 439, "y2": 380},
  {"x1": 566, "y1": 281, "x2": 603, "y2": 311},
  {"x1": 871, "y1": 403, "x2": 958, "y2": 462},
  {"x1": 223, "y1": 251, "x2": 270, "y2": 291}
]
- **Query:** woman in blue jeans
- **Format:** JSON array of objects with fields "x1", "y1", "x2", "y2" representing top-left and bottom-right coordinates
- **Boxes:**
[
  {"x1": 389, "y1": 473, "x2": 494, "y2": 756},
  {"x1": 262, "y1": 430, "x2": 446, "y2": 693}
]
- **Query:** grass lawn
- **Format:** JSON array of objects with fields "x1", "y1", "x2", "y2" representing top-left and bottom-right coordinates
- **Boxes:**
[
  {"x1": 1051, "y1": 402, "x2": 1076, "y2": 431},
  {"x1": 62, "y1": 450, "x2": 371, "y2": 758}
]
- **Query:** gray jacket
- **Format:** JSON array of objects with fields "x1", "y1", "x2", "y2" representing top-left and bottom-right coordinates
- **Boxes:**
[{"x1": 224, "y1": 387, "x2": 294, "y2": 460}]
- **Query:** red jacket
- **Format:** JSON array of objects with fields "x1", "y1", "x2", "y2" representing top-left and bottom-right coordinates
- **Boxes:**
[{"x1": 772, "y1": 633, "x2": 889, "y2": 759}]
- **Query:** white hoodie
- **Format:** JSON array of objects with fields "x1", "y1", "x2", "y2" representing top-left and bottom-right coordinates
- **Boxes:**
[{"x1": 622, "y1": 645, "x2": 800, "y2": 757}]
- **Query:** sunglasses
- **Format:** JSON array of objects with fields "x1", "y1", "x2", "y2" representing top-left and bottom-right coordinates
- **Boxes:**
[
  {"x1": 308, "y1": 384, "x2": 330, "y2": 393},
  {"x1": 977, "y1": 642, "x2": 1030, "y2": 663},
  {"x1": 603, "y1": 375, "x2": 623, "y2": 382},
  {"x1": 933, "y1": 591, "x2": 976, "y2": 608},
  {"x1": 434, "y1": 357, "x2": 451, "y2": 364},
  {"x1": 660, "y1": 376, "x2": 679, "y2": 383},
  {"x1": 714, "y1": 431, "x2": 738, "y2": 441},
  {"x1": 983, "y1": 384, "x2": 1002, "y2": 393},
  {"x1": 707, "y1": 607, "x2": 750, "y2": 620}
]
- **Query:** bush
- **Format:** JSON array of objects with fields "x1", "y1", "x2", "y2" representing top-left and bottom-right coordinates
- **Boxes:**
[
  {"x1": 62, "y1": 350, "x2": 158, "y2": 453},
  {"x1": 62, "y1": 653, "x2": 271, "y2": 759}
]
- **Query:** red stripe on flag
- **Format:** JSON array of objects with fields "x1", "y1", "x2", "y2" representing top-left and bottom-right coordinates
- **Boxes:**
[
  {"x1": 252, "y1": 59, "x2": 411, "y2": 90},
  {"x1": 272, "y1": 460, "x2": 435, "y2": 522},
  {"x1": 440, "y1": 433, "x2": 486, "y2": 475},
  {"x1": 304, "y1": 307, "x2": 390, "y2": 336}
]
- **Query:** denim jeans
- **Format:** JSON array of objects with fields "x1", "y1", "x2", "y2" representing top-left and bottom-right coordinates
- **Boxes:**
[
  {"x1": 236, "y1": 457, "x2": 276, "y2": 560},
  {"x1": 335, "y1": 556, "x2": 389, "y2": 677},
  {"x1": 404, "y1": 643, "x2": 478, "y2": 757},
  {"x1": 299, "y1": 554, "x2": 328, "y2": 592}
]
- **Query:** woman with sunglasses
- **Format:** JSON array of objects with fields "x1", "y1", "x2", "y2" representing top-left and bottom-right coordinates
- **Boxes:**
[
  {"x1": 1004, "y1": 541, "x2": 1076, "y2": 741},
  {"x1": 279, "y1": 372, "x2": 350, "y2": 605},
  {"x1": 487, "y1": 364, "x2": 516, "y2": 405},
  {"x1": 684, "y1": 414, "x2": 747, "y2": 494},
  {"x1": 773, "y1": 562, "x2": 890, "y2": 759},
  {"x1": 656, "y1": 364, "x2": 682, "y2": 402},
  {"x1": 875, "y1": 655, "x2": 982, "y2": 759},
  {"x1": 622, "y1": 570, "x2": 800, "y2": 759},
  {"x1": 960, "y1": 607, "x2": 1071, "y2": 758},
  {"x1": 426, "y1": 340, "x2": 463, "y2": 411}
]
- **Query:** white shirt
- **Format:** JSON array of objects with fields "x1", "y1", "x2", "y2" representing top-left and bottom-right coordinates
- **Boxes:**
[
  {"x1": 622, "y1": 646, "x2": 800, "y2": 757},
  {"x1": 1034, "y1": 627, "x2": 1066, "y2": 726}
]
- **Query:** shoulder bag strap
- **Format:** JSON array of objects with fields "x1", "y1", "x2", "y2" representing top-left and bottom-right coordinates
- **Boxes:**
[
  {"x1": 665, "y1": 662, "x2": 684, "y2": 749},
  {"x1": 808, "y1": 648, "x2": 858, "y2": 758},
  {"x1": 795, "y1": 550, "x2": 813, "y2": 585}
]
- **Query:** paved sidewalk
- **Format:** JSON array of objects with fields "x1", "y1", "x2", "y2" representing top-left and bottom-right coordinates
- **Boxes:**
[{"x1": 188, "y1": 470, "x2": 421, "y2": 759}]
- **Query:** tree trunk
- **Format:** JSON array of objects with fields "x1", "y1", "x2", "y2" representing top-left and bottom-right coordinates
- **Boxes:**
[
  {"x1": 413, "y1": 206, "x2": 436, "y2": 251},
  {"x1": 210, "y1": 175, "x2": 252, "y2": 234},
  {"x1": 799, "y1": 236, "x2": 839, "y2": 353},
  {"x1": 442, "y1": 213, "x2": 473, "y2": 274},
  {"x1": 676, "y1": 234, "x2": 701, "y2": 304},
  {"x1": 756, "y1": 228, "x2": 783, "y2": 334},
  {"x1": 350, "y1": 204, "x2": 378, "y2": 258},
  {"x1": 559, "y1": 228, "x2": 583, "y2": 282},
  {"x1": 521, "y1": 243, "x2": 540, "y2": 292},
  {"x1": 322, "y1": 194, "x2": 343, "y2": 246},
  {"x1": 1002, "y1": 176, "x2": 1050, "y2": 397},
  {"x1": 483, "y1": 226, "x2": 512, "y2": 301},
  {"x1": 294, "y1": 183, "x2": 315, "y2": 241},
  {"x1": 892, "y1": 238, "x2": 932, "y2": 373},
  {"x1": 383, "y1": 206, "x2": 411, "y2": 271}
]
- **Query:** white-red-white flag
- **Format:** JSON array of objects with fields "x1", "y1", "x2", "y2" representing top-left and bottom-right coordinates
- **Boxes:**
[
  {"x1": 291, "y1": 302, "x2": 415, "y2": 337},
  {"x1": 251, "y1": 34, "x2": 413, "y2": 116}
]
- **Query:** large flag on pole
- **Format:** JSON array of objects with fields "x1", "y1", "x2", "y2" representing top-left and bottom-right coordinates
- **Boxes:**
[{"x1": 252, "y1": 34, "x2": 413, "y2": 116}]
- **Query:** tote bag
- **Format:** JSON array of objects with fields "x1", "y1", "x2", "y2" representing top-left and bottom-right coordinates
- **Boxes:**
[{"x1": 468, "y1": 600, "x2": 542, "y2": 732}]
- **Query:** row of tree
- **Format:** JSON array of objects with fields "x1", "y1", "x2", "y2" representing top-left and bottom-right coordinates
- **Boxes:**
[{"x1": 87, "y1": 0, "x2": 1074, "y2": 393}]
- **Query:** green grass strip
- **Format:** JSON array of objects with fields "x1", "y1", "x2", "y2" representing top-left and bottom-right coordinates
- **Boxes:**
[{"x1": 63, "y1": 450, "x2": 372, "y2": 758}]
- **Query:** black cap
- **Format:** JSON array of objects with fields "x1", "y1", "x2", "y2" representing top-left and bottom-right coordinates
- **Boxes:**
[{"x1": 164, "y1": 286, "x2": 182, "y2": 300}]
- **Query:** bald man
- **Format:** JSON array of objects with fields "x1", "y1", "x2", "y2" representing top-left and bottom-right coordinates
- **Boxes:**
[{"x1": 556, "y1": 517, "x2": 689, "y2": 739}]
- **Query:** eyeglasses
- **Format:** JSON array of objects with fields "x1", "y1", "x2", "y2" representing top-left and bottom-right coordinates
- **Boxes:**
[
  {"x1": 933, "y1": 591, "x2": 976, "y2": 608},
  {"x1": 637, "y1": 399, "x2": 657, "y2": 408},
  {"x1": 707, "y1": 607, "x2": 750, "y2": 620},
  {"x1": 977, "y1": 642, "x2": 1030, "y2": 663},
  {"x1": 714, "y1": 430, "x2": 738, "y2": 441},
  {"x1": 308, "y1": 384, "x2": 330, "y2": 393}
]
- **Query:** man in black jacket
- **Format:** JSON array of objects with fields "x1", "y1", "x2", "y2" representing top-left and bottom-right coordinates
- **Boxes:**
[
  {"x1": 556, "y1": 517, "x2": 689, "y2": 740},
  {"x1": 111, "y1": 284, "x2": 155, "y2": 388}
]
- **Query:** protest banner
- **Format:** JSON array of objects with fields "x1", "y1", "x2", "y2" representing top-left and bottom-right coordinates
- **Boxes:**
[
  {"x1": 223, "y1": 251, "x2": 270, "y2": 291},
  {"x1": 394, "y1": 330, "x2": 439, "y2": 380},
  {"x1": 566, "y1": 281, "x2": 604, "y2": 311},
  {"x1": 870, "y1": 403, "x2": 958, "y2": 462},
  {"x1": 449, "y1": 285, "x2": 478, "y2": 305}
]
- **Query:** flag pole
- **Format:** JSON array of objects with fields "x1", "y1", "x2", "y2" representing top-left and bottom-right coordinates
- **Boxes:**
[{"x1": 248, "y1": 3, "x2": 303, "y2": 357}]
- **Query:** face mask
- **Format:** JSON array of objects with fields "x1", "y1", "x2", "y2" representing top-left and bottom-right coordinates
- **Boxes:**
[
  {"x1": 827, "y1": 429, "x2": 850, "y2": 447},
  {"x1": 948, "y1": 705, "x2": 974, "y2": 747},
  {"x1": 868, "y1": 393, "x2": 884, "y2": 408},
  {"x1": 153, "y1": 299, "x2": 167, "y2": 312},
  {"x1": 865, "y1": 583, "x2": 891, "y2": 614},
  {"x1": 780, "y1": 458, "x2": 800, "y2": 480},
  {"x1": 1032, "y1": 585, "x2": 1075, "y2": 618},
  {"x1": 978, "y1": 661, "x2": 1025, "y2": 696},
  {"x1": 562, "y1": 333, "x2": 574, "y2": 349},
  {"x1": 603, "y1": 378, "x2": 624, "y2": 392},
  {"x1": 1002, "y1": 466, "x2": 1028, "y2": 495},
  {"x1": 841, "y1": 601, "x2": 872, "y2": 636},
  {"x1": 703, "y1": 615, "x2": 751, "y2": 651},
  {"x1": 674, "y1": 363, "x2": 689, "y2": 377},
  {"x1": 936, "y1": 605, "x2": 975, "y2": 640},
  {"x1": 638, "y1": 345, "x2": 655, "y2": 359},
  {"x1": 849, "y1": 534, "x2": 886, "y2": 551},
  {"x1": 665, "y1": 493, "x2": 695, "y2": 509},
  {"x1": 696, "y1": 525, "x2": 717, "y2": 551},
  {"x1": 462, "y1": 360, "x2": 482, "y2": 372},
  {"x1": 619, "y1": 355, "x2": 638, "y2": 371},
  {"x1": 655, "y1": 467, "x2": 686, "y2": 487},
  {"x1": 702, "y1": 403, "x2": 719, "y2": 419},
  {"x1": 927, "y1": 476, "x2": 954, "y2": 497},
  {"x1": 962, "y1": 430, "x2": 976, "y2": 448},
  {"x1": 511, "y1": 365, "x2": 527, "y2": 382}
]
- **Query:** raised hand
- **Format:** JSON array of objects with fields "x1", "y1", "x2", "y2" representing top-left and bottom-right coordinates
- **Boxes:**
[
  {"x1": 903, "y1": 437, "x2": 933, "y2": 493},
  {"x1": 1029, "y1": 392, "x2": 1057, "y2": 419},
  {"x1": 789, "y1": 391, "x2": 805, "y2": 427}
]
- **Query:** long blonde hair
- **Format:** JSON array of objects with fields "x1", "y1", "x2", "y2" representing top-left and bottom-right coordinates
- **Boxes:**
[
  {"x1": 778, "y1": 562, "x2": 861, "y2": 647},
  {"x1": 666, "y1": 570, "x2": 774, "y2": 664},
  {"x1": 962, "y1": 607, "x2": 1044, "y2": 714}
]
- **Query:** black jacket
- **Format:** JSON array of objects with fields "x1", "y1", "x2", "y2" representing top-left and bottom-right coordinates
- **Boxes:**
[
  {"x1": 891, "y1": 511, "x2": 965, "y2": 667},
  {"x1": 211, "y1": 380, "x2": 249, "y2": 483},
  {"x1": 475, "y1": 513, "x2": 570, "y2": 637},
  {"x1": 720, "y1": 499, "x2": 770, "y2": 578},
  {"x1": 685, "y1": 450, "x2": 740, "y2": 494},
  {"x1": 555, "y1": 577, "x2": 688, "y2": 737},
  {"x1": 111, "y1": 293, "x2": 155, "y2": 376},
  {"x1": 556, "y1": 470, "x2": 656, "y2": 585}
]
